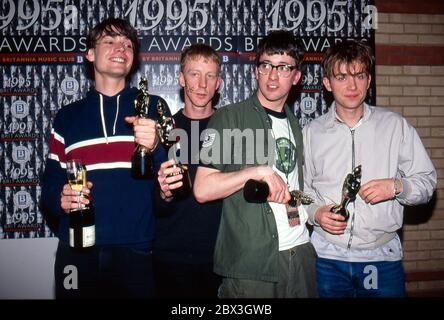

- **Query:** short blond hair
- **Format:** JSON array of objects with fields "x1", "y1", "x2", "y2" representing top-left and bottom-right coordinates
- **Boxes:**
[{"x1": 180, "y1": 44, "x2": 221, "y2": 73}]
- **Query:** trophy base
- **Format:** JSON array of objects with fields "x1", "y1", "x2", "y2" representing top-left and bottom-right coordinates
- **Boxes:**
[
  {"x1": 170, "y1": 164, "x2": 192, "y2": 200},
  {"x1": 331, "y1": 205, "x2": 349, "y2": 221},
  {"x1": 131, "y1": 152, "x2": 154, "y2": 179}
]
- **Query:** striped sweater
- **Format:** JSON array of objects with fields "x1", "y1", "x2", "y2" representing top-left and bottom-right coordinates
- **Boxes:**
[{"x1": 41, "y1": 86, "x2": 167, "y2": 248}]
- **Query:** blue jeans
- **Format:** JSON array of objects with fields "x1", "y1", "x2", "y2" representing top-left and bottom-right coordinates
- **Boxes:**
[{"x1": 316, "y1": 257, "x2": 406, "y2": 298}]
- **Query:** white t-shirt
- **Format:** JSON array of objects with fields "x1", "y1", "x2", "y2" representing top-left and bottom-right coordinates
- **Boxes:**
[{"x1": 267, "y1": 112, "x2": 309, "y2": 251}]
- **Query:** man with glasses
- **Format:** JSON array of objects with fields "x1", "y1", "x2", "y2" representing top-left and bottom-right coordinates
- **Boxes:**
[
  {"x1": 41, "y1": 18, "x2": 167, "y2": 298},
  {"x1": 194, "y1": 30, "x2": 317, "y2": 298},
  {"x1": 303, "y1": 40, "x2": 436, "y2": 297}
]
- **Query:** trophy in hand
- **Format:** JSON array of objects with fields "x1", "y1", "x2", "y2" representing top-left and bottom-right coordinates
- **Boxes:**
[
  {"x1": 330, "y1": 165, "x2": 362, "y2": 221},
  {"x1": 156, "y1": 99, "x2": 175, "y2": 149},
  {"x1": 131, "y1": 77, "x2": 153, "y2": 179},
  {"x1": 167, "y1": 143, "x2": 192, "y2": 199},
  {"x1": 156, "y1": 98, "x2": 192, "y2": 198}
]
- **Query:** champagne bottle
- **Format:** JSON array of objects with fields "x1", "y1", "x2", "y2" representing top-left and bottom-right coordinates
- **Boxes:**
[
  {"x1": 243, "y1": 179, "x2": 269, "y2": 203},
  {"x1": 69, "y1": 200, "x2": 95, "y2": 250},
  {"x1": 68, "y1": 165, "x2": 95, "y2": 250},
  {"x1": 243, "y1": 179, "x2": 314, "y2": 205}
]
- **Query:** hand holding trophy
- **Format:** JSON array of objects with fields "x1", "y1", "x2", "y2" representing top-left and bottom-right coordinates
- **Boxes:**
[
  {"x1": 131, "y1": 77, "x2": 174, "y2": 179},
  {"x1": 156, "y1": 95, "x2": 192, "y2": 198},
  {"x1": 330, "y1": 165, "x2": 362, "y2": 221},
  {"x1": 131, "y1": 77, "x2": 153, "y2": 179},
  {"x1": 166, "y1": 143, "x2": 192, "y2": 199},
  {"x1": 155, "y1": 87, "x2": 193, "y2": 197}
]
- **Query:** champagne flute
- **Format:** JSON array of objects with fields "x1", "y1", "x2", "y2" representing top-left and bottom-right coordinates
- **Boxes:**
[
  {"x1": 66, "y1": 159, "x2": 86, "y2": 205},
  {"x1": 66, "y1": 159, "x2": 85, "y2": 190}
]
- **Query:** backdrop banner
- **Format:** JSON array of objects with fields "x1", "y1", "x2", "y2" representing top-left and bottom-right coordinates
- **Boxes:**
[{"x1": 0, "y1": 0, "x2": 376, "y2": 239}]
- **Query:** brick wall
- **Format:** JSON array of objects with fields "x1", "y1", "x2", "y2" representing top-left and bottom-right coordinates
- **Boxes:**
[{"x1": 374, "y1": 1, "x2": 444, "y2": 294}]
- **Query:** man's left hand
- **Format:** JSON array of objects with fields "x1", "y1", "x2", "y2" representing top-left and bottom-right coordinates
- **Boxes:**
[{"x1": 359, "y1": 178, "x2": 396, "y2": 204}]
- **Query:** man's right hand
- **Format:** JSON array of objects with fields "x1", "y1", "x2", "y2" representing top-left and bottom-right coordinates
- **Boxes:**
[
  {"x1": 157, "y1": 159, "x2": 183, "y2": 201},
  {"x1": 256, "y1": 166, "x2": 291, "y2": 204},
  {"x1": 60, "y1": 182, "x2": 93, "y2": 214},
  {"x1": 314, "y1": 204, "x2": 347, "y2": 234}
]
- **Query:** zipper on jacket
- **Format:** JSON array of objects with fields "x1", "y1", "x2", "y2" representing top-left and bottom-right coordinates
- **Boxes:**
[{"x1": 347, "y1": 129, "x2": 356, "y2": 250}]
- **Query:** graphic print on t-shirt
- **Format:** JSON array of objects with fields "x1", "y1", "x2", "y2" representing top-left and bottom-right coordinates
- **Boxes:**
[{"x1": 275, "y1": 137, "x2": 296, "y2": 175}]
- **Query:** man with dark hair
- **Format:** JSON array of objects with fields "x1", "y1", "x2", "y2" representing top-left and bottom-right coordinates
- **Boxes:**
[
  {"x1": 194, "y1": 30, "x2": 317, "y2": 298},
  {"x1": 41, "y1": 18, "x2": 168, "y2": 298},
  {"x1": 153, "y1": 43, "x2": 223, "y2": 298},
  {"x1": 303, "y1": 40, "x2": 437, "y2": 297},
  {"x1": 84, "y1": 17, "x2": 140, "y2": 79}
]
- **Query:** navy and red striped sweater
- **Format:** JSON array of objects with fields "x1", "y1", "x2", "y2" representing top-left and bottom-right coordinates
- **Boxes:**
[{"x1": 41, "y1": 86, "x2": 167, "y2": 248}]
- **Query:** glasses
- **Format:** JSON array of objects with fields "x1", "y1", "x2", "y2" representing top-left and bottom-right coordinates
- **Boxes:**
[
  {"x1": 96, "y1": 40, "x2": 133, "y2": 51},
  {"x1": 257, "y1": 62, "x2": 297, "y2": 78}
]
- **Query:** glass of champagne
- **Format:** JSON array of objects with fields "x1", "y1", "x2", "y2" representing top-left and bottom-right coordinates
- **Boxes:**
[
  {"x1": 66, "y1": 159, "x2": 86, "y2": 193},
  {"x1": 66, "y1": 159, "x2": 96, "y2": 250}
]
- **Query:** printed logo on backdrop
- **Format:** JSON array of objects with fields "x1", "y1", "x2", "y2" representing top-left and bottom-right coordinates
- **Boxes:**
[
  {"x1": 13, "y1": 189, "x2": 31, "y2": 210},
  {"x1": 61, "y1": 77, "x2": 79, "y2": 96},
  {"x1": 0, "y1": 0, "x2": 376, "y2": 239},
  {"x1": 2, "y1": 186, "x2": 40, "y2": 233},
  {"x1": 2, "y1": 98, "x2": 39, "y2": 139},
  {"x1": 300, "y1": 97, "x2": 317, "y2": 115},
  {"x1": 1, "y1": 142, "x2": 39, "y2": 185},
  {"x1": 12, "y1": 144, "x2": 30, "y2": 165},
  {"x1": 0, "y1": 66, "x2": 37, "y2": 96},
  {"x1": 11, "y1": 99, "x2": 29, "y2": 119}
]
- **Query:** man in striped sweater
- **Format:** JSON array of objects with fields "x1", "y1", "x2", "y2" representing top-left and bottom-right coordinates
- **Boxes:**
[{"x1": 41, "y1": 18, "x2": 168, "y2": 299}]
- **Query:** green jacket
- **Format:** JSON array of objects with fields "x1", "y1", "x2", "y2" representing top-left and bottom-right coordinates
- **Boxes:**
[{"x1": 202, "y1": 94, "x2": 304, "y2": 282}]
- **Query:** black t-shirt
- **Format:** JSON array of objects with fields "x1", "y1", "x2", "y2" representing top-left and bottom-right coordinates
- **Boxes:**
[{"x1": 153, "y1": 109, "x2": 222, "y2": 264}]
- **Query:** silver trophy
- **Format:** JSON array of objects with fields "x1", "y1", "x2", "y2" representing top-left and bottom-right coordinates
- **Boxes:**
[
  {"x1": 330, "y1": 165, "x2": 362, "y2": 221},
  {"x1": 289, "y1": 190, "x2": 315, "y2": 207},
  {"x1": 286, "y1": 189, "x2": 315, "y2": 227}
]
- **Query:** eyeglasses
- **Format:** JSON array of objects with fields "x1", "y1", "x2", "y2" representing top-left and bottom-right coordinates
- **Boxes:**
[
  {"x1": 257, "y1": 62, "x2": 297, "y2": 78},
  {"x1": 96, "y1": 40, "x2": 133, "y2": 51}
]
